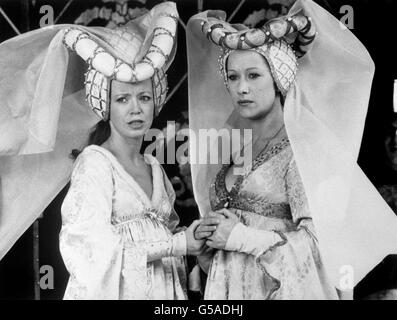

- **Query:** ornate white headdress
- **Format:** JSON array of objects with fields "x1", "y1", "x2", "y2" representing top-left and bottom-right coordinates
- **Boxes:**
[
  {"x1": 200, "y1": 9, "x2": 316, "y2": 95},
  {"x1": 62, "y1": 5, "x2": 178, "y2": 120}
]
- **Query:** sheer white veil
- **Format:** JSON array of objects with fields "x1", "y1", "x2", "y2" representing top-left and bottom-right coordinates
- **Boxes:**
[{"x1": 0, "y1": 26, "x2": 97, "y2": 259}]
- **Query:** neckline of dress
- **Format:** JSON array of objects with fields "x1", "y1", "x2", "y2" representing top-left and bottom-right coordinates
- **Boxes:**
[
  {"x1": 86, "y1": 145, "x2": 159, "y2": 206},
  {"x1": 222, "y1": 137, "x2": 290, "y2": 195}
]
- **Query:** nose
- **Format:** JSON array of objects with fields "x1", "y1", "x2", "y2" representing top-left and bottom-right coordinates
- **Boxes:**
[
  {"x1": 129, "y1": 98, "x2": 142, "y2": 114},
  {"x1": 237, "y1": 78, "x2": 250, "y2": 95}
]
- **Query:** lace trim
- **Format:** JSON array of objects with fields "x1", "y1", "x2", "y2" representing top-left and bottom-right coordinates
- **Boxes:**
[
  {"x1": 256, "y1": 230, "x2": 288, "y2": 300},
  {"x1": 251, "y1": 138, "x2": 290, "y2": 172}
]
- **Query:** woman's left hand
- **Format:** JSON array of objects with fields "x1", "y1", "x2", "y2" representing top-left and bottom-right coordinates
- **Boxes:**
[{"x1": 206, "y1": 208, "x2": 240, "y2": 250}]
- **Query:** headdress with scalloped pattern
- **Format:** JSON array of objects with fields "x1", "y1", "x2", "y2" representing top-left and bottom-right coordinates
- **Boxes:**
[
  {"x1": 199, "y1": 9, "x2": 316, "y2": 96},
  {"x1": 62, "y1": 2, "x2": 178, "y2": 121}
]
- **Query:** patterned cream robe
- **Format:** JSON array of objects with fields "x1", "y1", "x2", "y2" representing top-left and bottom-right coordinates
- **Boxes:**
[
  {"x1": 60, "y1": 145, "x2": 187, "y2": 300},
  {"x1": 203, "y1": 138, "x2": 339, "y2": 300}
]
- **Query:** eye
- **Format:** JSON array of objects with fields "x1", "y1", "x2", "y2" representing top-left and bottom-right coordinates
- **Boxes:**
[
  {"x1": 116, "y1": 96, "x2": 128, "y2": 103},
  {"x1": 227, "y1": 74, "x2": 238, "y2": 81},
  {"x1": 248, "y1": 72, "x2": 260, "y2": 79},
  {"x1": 139, "y1": 95, "x2": 152, "y2": 102}
]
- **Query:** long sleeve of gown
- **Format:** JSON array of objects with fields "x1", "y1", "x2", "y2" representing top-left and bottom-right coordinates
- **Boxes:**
[
  {"x1": 132, "y1": 231, "x2": 186, "y2": 262},
  {"x1": 60, "y1": 150, "x2": 186, "y2": 299},
  {"x1": 59, "y1": 151, "x2": 123, "y2": 299},
  {"x1": 224, "y1": 159, "x2": 337, "y2": 299}
]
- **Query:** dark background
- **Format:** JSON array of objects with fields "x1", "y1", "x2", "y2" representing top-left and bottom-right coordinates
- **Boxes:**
[{"x1": 0, "y1": 0, "x2": 396, "y2": 299}]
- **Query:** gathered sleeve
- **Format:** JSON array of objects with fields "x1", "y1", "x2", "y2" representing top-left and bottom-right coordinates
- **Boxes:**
[
  {"x1": 59, "y1": 149, "x2": 123, "y2": 300},
  {"x1": 225, "y1": 158, "x2": 337, "y2": 299},
  {"x1": 134, "y1": 232, "x2": 186, "y2": 263}
]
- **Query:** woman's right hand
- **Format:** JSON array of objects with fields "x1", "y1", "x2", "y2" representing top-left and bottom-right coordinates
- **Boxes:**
[
  {"x1": 185, "y1": 219, "x2": 207, "y2": 256},
  {"x1": 194, "y1": 212, "x2": 223, "y2": 240}
]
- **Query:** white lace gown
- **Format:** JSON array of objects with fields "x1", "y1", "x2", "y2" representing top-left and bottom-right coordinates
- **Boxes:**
[
  {"x1": 60, "y1": 145, "x2": 187, "y2": 300},
  {"x1": 203, "y1": 138, "x2": 339, "y2": 300}
]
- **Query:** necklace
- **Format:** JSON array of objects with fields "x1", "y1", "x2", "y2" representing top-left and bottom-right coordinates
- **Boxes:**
[
  {"x1": 252, "y1": 123, "x2": 285, "y2": 161},
  {"x1": 222, "y1": 123, "x2": 286, "y2": 209},
  {"x1": 233, "y1": 123, "x2": 285, "y2": 166}
]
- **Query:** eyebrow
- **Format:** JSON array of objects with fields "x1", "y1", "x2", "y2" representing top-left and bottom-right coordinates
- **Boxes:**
[
  {"x1": 114, "y1": 91, "x2": 151, "y2": 96},
  {"x1": 227, "y1": 67, "x2": 260, "y2": 72},
  {"x1": 113, "y1": 93, "x2": 131, "y2": 97}
]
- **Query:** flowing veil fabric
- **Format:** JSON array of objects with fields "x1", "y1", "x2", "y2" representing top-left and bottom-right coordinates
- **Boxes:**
[
  {"x1": 285, "y1": 0, "x2": 397, "y2": 286},
  {"x1": 187, "y1": 0, "x2": 397, "y2": 288},
  {"x1": 0, "y1": 25, "x2": 97, "y2": 259}
]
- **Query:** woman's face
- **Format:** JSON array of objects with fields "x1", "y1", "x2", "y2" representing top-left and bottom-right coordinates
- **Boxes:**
[
  {"x1": 226, "y1": 50, "x2": 277, "y2": 120},
  {"x1": 109, "y1": 79, "x2": 154, "y2": 139}
]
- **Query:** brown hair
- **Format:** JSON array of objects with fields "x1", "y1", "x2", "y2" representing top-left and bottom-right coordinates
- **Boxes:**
[{"x1": 70, "y1": 120, "x2": 111, "y2": 159}]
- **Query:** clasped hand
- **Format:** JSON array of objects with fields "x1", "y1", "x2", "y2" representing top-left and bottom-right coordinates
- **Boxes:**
[
  {"x1": 194, "y1": 209, "x2": 240, "y2": 249},
  {"x1": 183, "y1": 219, "x2": 207, "y2": 256}
]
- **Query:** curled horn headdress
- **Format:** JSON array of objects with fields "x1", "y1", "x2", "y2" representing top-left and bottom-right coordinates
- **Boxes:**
[
  {"x1": 198, "y1": 8, "x2": 316, "y2": 96},
  {"x1": 62, "y1": 3, "x2": 178, "y2": 120},
  {"x1": 202, "y1": 10, "x2": 315, "y2": 54}
]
